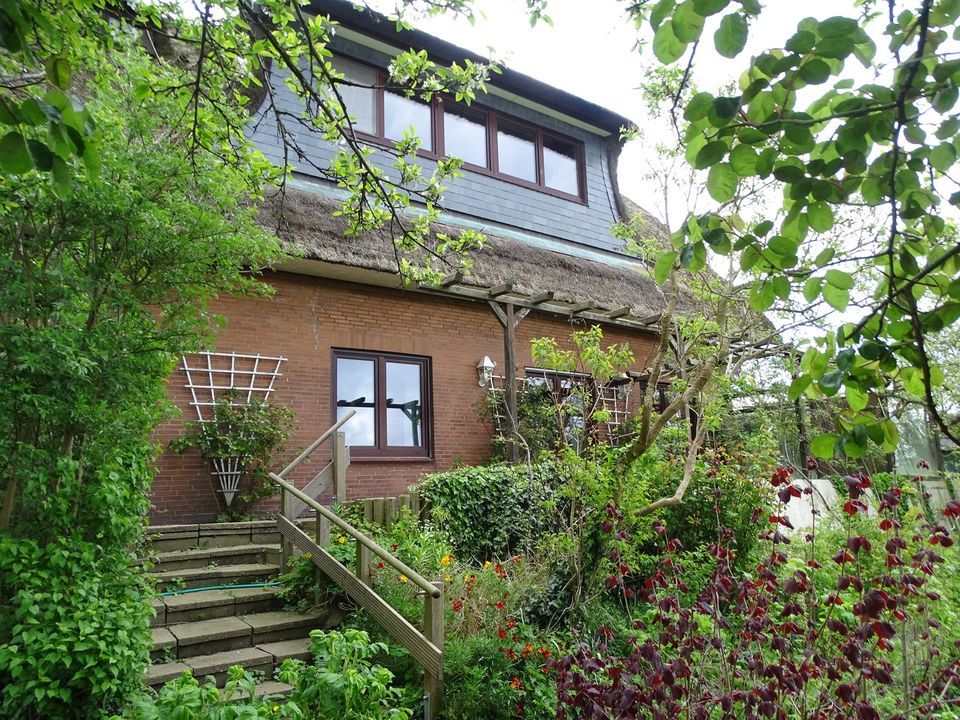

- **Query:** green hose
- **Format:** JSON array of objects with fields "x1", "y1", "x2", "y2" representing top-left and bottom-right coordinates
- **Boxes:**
[{"x1": 160, "y1": 581, "x2": 284, "y2": 597}]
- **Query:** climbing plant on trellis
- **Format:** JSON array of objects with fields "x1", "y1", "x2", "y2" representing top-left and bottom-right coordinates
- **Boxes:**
[{"x1": 180, "y1": 351, "x2": 286, "y2": 506}]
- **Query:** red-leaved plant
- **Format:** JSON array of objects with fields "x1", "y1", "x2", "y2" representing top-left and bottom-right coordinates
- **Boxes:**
[{"x1": 555, "y1": 467, "x2": 960, "y2": 720}]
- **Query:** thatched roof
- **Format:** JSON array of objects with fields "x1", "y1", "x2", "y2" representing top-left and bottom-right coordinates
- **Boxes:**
[{"x1": 259, "y1": 187, "x2": 676, "y2": 321}]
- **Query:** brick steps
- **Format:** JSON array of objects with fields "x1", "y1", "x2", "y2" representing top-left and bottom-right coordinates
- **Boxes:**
[
  {"x1": 150, "y1": 544, "x2": 281, "y2": 573},
  {"x1": 144, "y1": 520, "x2": 343, "y2": 692},
  {"x1": 153, "y1": 562, "x2": 281, "y2": 592},
  {"x1": 147, "y1": 638, "x2": 313, "y2": 687}
]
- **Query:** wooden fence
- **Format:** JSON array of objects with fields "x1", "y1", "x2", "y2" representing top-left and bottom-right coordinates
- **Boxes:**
[
  {"x1": 271, "y1": 415, "x2": 444, "y2": 719},
  {"x1": 347, "y1": 492, "x2": 430, "y2": 528}
]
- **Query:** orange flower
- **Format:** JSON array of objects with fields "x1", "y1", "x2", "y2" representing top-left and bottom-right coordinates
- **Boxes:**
[
  {"x1": 510, "y1": 677, "x2": 522, "y2": 689},
  {"x1": 441, "y1": 554, "x2": 453, "y2": 567}
]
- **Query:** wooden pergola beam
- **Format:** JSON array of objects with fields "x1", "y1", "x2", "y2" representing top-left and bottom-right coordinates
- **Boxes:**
[
  {"x1": 487, "y1": 282, "x2": 514, "y2": 298},
  {"x1": 569, "y1": 301, "x2": 598, "y2": 315},
  {"x1": 607, "y1": 306, "x2": 632, "y2": 319}
]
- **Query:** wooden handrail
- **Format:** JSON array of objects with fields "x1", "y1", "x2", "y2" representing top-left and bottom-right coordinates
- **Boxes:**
[
  {"x1": 270, "y1": 472, "x2": 441, "y2": 598},
  {"x1": 278, "y1": 409, "x2": 356, "y2": 479}
]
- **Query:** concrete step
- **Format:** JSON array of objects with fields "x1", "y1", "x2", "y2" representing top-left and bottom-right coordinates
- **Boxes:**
[
  {"x1": 150, "y1": 544, "x2": 280, "y2": 573},
  {"x1": 145, "y1": 655, "x2": 296, "y2": 695},
  {"x1": 156, "y1": 610, "x2": 330, "y2": 660},
  {"x1": 157, "y1": 586, "x2": 283, "y2": 625},
  {"x1": 257, "y1": 637, "x2": 312, "y2": 665},
  {"x1": 146, "y1": 519, "x2": 319, "y2": 553},
  {"x1": 153, "y1": 562, "x2": 280, "y2": 592}
]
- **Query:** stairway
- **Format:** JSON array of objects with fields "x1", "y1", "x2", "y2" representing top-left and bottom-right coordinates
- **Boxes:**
[{"x1": 144, "y1": 520, "x2": 340, "y2": 695}]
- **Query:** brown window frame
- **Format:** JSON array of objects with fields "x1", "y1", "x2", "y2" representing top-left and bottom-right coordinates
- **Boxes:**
[
  {"x1": 332, "y1": 349, "x2": 433, "y2": 459},
  {"x1": 333, "y1": 56, "x2": 587, "y2": 203}
]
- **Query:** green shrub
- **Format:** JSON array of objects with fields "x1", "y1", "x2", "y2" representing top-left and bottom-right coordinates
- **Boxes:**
[
  {"x1": 283, "y1": 629, "x2": 413, "y2": 720},
  {"x1": 116, "y1": 666, "x2": 297, "y2": 719},
  {"x1": 418, "y1": 462, "x2": 556, "y2": 560},
  {"x1": 0, "y1": 537, "x2": 151, "y2": 719}
]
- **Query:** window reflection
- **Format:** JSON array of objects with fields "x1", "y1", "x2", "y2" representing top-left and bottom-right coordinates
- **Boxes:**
[
  {"x1": 497, "y1": 121, "x2": 536, "y2": 182},
  {"x1": 386, "y1": 362, "x2": 422, "y2": 447},
  {"x1": 336, "y1": 358, "x2": 375, "y2": 446},
  {"x1": 543, "y1": 136, "x2": 579, "y2": 195},
  {"x1": 385, "y1": 92, "x2": 433, "y2": 149},
  {"x1": 330, "y1": 57, "x2": 378, "y2": 135},
  {"x1": 443, "y1": 106, "x2": 487, "y2": 167}
]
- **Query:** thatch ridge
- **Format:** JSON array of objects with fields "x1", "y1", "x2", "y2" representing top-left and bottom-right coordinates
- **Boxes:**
[{"x1": 259, "y1": 187, "x2": 675, "y2": 319}]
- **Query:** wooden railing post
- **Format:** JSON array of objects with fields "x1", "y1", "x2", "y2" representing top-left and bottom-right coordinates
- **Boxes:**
[
  {"x1": 334, "y1": 431, "x2": 347, "y2": 504},
  {"x1": 423, "y1": 581, "x2": 445, "y2": 720},
  {"x1": 357, "y1": 534, "x2": 372, "y2": 587},
  {"x1": 281, "y1": 488, "x2": 294, "y2": 573}
]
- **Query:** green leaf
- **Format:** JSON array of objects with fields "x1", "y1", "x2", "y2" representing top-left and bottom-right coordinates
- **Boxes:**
[
  {"x1": 684, "y1": 92, "x2": 715, "y2": 121},
  {"x1": 692, "y1": 0, "x2": 729, "y2": 15},
  {"x1": 819, "y1": 16, "x2": 859, "y2": 38},
  {"x1": 803, "y1": 277, "x2": 822, "y2": 303},
  {"x1": 706, "y1": 162, "x2": 737, "y2": 202},
  {"x1": 900, "y1": 367, "x2": 925, "y2": 398},
  {"x1": 799, "y1": 58, "x2": 831, "y2": 85},
  {"x1": 822, "y1": 283, "x2": 849, "y2": 311},
  {"x1": 653, "y1": 22, "x2": 687, "y2": 64},
  {"x1": 715, "y1": 13, "x2": 748, "y2": 58},
  {"x1": 930, "y1": 142, "x2": 957, "y2": 172},
  {"x1": 654, "y1": 251, "x2": 678, "y2": 285},
  {"x1": 694, "y1": 140, "x2": 727, "y2": 169},
  {"x1": 0, "y1": 131, "x2": 33, "y2": 173},
  {"x1": 825, "y1": 269, "x2": 853, "y2": 290},
  {"x1": 44, "y1": 56, "x2": 72, "y2": 90},
  {"x1": 845, "y1": 384, "x2": 868, "y2": 411},
  {"x1": 749, "y1": 281, "x2": 776, "y2": 311},
  {"x1": 811, "y1": 433, "x2": 838, "y2": 458},
  {"x1": 672, "y1": 1, "x2": 705, "y2": 43},
  {"x1": 27, "y1": 139, "x2": 53, "y2": 171},
  {"x1": 788, "y1": 375, "x2": 812, "y2": 401},
  {"x1": 807, "y1": 201, "x2": 835, "y2": 232},
  {"x1": 650, "y1": 0, "x2": 676, "y2": 30},
  {"x1": 729, "y1": 143, "x2": 757, "y2": 175}
]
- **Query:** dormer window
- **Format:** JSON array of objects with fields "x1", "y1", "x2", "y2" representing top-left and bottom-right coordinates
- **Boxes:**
[
  {"x1": 331, "y1": 56, "x2": 378, "y2": 135},
  {"x1": 443, "y1": 105, "x2": 488, "y2": 167},
  {"x1": 329, "y1": 54, "x2": 586, "y2": 203},
  {"x1": 384, "y1": 91, "x2": 433, "y2": 147}
]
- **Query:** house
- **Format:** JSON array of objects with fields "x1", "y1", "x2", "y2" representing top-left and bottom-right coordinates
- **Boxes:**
[{"x1": 149, "y1": 0, "x2": 676, "y2": 524}]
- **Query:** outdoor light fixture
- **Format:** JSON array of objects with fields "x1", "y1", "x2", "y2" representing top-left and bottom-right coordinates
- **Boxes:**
[{"x1": 477, "y1": 356, "x2": 497, "y2": 386}]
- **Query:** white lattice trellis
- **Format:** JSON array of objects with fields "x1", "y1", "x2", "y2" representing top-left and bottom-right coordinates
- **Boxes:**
[
  {"x1": 483, "y1": 372, "x2": 633, "y2": 444},
  {"x1": 181, "y1": 351, "x2": 287, "y2": 506}
]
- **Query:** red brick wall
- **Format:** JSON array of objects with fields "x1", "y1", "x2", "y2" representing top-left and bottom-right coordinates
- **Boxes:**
[{"x1": 150, "y1": 271, "x2": 660, "y2": 524}]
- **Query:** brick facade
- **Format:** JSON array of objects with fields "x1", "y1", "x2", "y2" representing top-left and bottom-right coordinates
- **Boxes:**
[{"x1": 150, "y1": 270, "x2": 659, "y2": 524}]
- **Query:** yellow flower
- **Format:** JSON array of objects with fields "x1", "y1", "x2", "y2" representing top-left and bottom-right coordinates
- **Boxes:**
[
  {"x1": 444, "y1": 574, "x2": 452, "y2": 583},
  {"x1": 440, "y1": 554, "x2": 453, "y2": 567},
  {"x1": 337, "y1": 536, "x2": 346, "y2": 544},
  {"x1": 483, "y1": 561, "x2": 492, "y2": 570},
  {"x1": 400, "y1": 575, "x2": 409, "y2": 584},
  {"x1": 273, "y1": 706, "x2": 280, "y2": 713},
  {"x1": 304, "y1": 552, "x2": 312, "y2": 559}
]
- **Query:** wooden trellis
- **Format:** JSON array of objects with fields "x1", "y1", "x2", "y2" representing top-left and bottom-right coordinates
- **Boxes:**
[
  {"x1": 483, "y1": 371, "x2": 633, "y2": 445},
  {"x1": 180, "y1": 351, "x2": 287, "y2": 506}
]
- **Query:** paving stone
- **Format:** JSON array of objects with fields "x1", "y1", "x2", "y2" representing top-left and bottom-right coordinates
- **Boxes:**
[
  {"x1": 243, "y1": 611, "x2": 323, "y2": 643},
  {"x1": 169, "y1": 616, "x2": 252, "y2": 658},
  {"x1": 145, "y1": 661, "x2": 190, "y2": 687},
  {"x1": 257, "y1": 637, "x2": 313, "y2": 664},
  {"x1": 185, "y1": 647, "x2": 273, "y2": 680}
]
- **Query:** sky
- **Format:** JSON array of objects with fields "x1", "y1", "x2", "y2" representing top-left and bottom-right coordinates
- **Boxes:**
[{"x1": 367, "y1": 0, "x2": 851, "y2": 230}]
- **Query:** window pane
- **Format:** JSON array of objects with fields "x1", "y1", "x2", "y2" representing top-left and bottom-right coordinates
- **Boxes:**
[
  {"x1": 336, "y1": 358, "x2": 376, "y2": 446},
  {"x1": 543, "y1": 135, "x2": 579, "y2": 195},
  {"x1": 386, "y1": 362, "x2": 423, "y2": 447},
  {"x1": 443, "y1": 106, "x2": 487, "y2": 167},
  {"x1": 384, "y1": 92, "x2": 433, "y2": 148},
  {"x1": 331, "y1": 57, "x2": 378, "y2": 135},
  {"x1": 497, "y1": 121, "x2": 536, "y2": 182}
]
